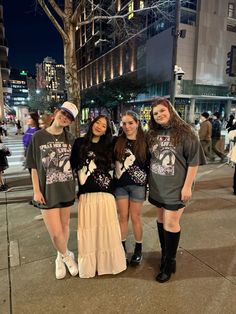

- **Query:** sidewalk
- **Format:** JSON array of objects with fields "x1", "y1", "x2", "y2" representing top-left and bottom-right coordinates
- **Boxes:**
[{"x1": 0, "y1": 160, "x2": 236, "y2": 313}]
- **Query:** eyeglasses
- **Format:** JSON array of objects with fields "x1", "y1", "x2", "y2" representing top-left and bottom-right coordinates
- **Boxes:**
[{"x1": 60, "y1": 110, "x2": 73, "y2": 121}]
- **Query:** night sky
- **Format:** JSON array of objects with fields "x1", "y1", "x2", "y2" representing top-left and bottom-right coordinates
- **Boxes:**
[{"x1": 3, "y1": 0, "x2": 64, "y2": 74}]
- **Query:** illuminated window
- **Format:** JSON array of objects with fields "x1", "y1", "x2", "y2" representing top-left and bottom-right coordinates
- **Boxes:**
[
  {"x1": 128, "y1": 1, "x2": 134, "y2": 20},
  {"x1": 140, "y1": 1, "x2": 144, "y2": 9}
]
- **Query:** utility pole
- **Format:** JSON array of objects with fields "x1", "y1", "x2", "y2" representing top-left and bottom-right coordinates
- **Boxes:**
[{"x1": 170, "y1": 0, "x2": 181, "y2": 106}]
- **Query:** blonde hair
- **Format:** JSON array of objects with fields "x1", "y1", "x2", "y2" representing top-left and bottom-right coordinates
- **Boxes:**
[{"x1": 39, "y1": 113, "x2": 53, "y2": 129}]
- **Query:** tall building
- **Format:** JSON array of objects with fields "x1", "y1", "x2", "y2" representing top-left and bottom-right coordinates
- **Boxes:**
[
  {"x1": 75, "y1": 0, "x2": 236, "y2": 121},
  {"x1": 0, "y1": 0, "x2": 11, "y2": 118},
  {"x1": 36, "y1": 57, "x2": 65, "y2": 102},
  {"x1": 9, "y1": 69, "x2": 29, "y2": 107}
]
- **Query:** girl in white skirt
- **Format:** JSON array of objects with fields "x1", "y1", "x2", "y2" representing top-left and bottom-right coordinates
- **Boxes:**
[{"x1": 71, "y1": 115, "x2": 126, "y2": 278}]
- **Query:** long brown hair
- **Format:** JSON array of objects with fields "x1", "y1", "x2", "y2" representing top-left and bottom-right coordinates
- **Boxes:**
[
  {"x1": 148, "y1": 97, "x2": 197, "y2": 146},
  {"x1": 114, "y1": 110, "x2": 147, "y2": 162},
  {"x1": 29, "y1": 112, "x2": 39, "y2": 129}
]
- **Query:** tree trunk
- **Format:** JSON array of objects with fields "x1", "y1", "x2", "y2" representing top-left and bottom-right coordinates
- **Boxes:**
[{"x1": 64, "y1": 2, "x2": 80, "y2": 136}]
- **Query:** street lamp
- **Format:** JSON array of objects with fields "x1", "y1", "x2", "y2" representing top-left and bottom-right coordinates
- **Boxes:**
[
  {"x1": 170, "y1": 0, "x2": 186, "y2": 106},
  {"x1": 172, "y1": 65, "x2": 185, "y2": 101}
]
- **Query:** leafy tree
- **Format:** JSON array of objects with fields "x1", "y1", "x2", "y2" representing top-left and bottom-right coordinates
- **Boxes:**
[{"x1": 81, "y1": 76, "x2": 147, "y2": 122}]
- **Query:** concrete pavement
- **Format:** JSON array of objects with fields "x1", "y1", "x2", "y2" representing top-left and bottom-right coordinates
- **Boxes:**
[{"x1": 0, "y1": 132, "x2": 236, "y2": 313}]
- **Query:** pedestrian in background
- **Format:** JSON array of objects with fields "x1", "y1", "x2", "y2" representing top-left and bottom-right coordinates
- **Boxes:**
[
  {"x1": 228, "y1": 127, "x2": 236, "y2": 195},
  {"x1": 23, "y1": 112, "x2": 40, "y2": 171},
  {"x1": 147, "y1": 97, "x2": 200, "y2": 283},
  {"x1": 211, "y1": 112, "x2": 226, "y2": 162},
  {"x1": 114, "y1": 111, "x2": 149, "y2": 266},
  {"x1": 26, "y1": 102, "x2": 79, "y2": 280},
  {"x1": 226, "y1": 114, "x2": 235, "y2": 132},
  {"x1": 15, "y1": 119, "x2": 22, "y2": 135},
  {"x1": 0, "y1": 139, "x2": 11, "y2": 191},
  {"x1": 1, "y1": 121, "x2": 8, "y2": 137},
  {"x1": 199, "y1": 112, "x2": 212, "y2": 160},
  {"x1": 70, "y1": 115, "x2": 126, "y2": 278}
]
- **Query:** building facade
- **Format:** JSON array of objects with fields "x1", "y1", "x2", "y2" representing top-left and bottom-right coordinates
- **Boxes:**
[
  {"x1": 0, "y1": 0, "x2": 11, "y2": 119},
  {"x1": 75, "y1": 0, "x2": 236, "y2": 122},
  {"x1": 9, "y1": 69, "x2": 29, "y2": 107},
  {"x1": 36, "y1": 56, "x2": 65, "y2": 103}
]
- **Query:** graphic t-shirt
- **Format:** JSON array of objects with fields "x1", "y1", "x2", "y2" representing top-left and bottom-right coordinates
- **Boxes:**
[
  {"x1": 114, "y1": 139, "x2": 148, "y2": 187},
  {"x1": 26, "y1": 129, "x2": 75, "y2": 208},
  {"x1": 70, "y1": 137, "x2": 114, "y2": 196},
  {"x1": 148, "y1": 128, "x2": 200, "y2": 205}
]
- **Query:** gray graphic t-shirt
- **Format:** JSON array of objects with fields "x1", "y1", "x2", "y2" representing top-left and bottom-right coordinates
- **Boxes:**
[
  {"x1": 148, "y1": 129, "x2": 199, "y2": 205},
  {"x1": 26, "y1": 129, "x2": 75, "y2": 209}
]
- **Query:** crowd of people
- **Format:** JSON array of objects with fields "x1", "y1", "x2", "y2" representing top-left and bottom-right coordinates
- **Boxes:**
[{"x1": 1, "y1": 98, "x2": 236, "y2": 284}]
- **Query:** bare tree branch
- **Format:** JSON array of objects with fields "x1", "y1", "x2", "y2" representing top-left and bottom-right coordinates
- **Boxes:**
[
  {"x1": 48, "y1": 0, "x2": 66, "y2": 19},
  {"x1": 38, "y1": 0, "x2": 69, "y2": 41}
]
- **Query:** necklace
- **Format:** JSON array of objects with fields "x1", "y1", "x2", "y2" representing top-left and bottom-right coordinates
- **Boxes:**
[
  {"x1": 47, "y1": 128, "x2": 64, "y2": 142},
  {"x1": 50, "y1": 133, "x2": 63, "y2": 142}
]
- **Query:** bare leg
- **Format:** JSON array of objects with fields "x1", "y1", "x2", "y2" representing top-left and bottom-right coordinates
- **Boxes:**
[
  {"x1": 130, "y1": 200, "x2": 143, "y2": 241},
  {"x1": 163, "y1": 207, "x2": 185, "y2": 232},
  {"x1": 116, "y1": 198, "x2": 129, "y2": 240},
  {"x1": 59, "y1": 207, "x2": 71, "y2": 245},
  {"x1": 42, "y1": 207, "x2": 70, "y2": 255}
]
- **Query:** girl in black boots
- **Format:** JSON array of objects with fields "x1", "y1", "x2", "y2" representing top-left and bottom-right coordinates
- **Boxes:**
[
  {"x1": 114, "y1": 111, "x2": 148, "y2": 266},
  {"x1": 147, "y1": 98, "x2": 200, "y2": 283}
]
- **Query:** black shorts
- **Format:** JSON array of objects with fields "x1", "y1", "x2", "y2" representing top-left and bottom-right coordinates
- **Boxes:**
[
  {"x1": 32, "y1": 200, "x2": 74, "y2": 210},
  {"x1": 148, "y1": 196, "x2": 185, "y2": 211}
]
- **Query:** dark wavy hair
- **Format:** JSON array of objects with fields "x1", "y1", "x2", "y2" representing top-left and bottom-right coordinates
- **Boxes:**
[
  {"x1": 148, "y1": 97, "x2": 197, "y2": 146},
  {"x1": 78, "y1": 115, "x2": 113, "y2": 170},
  {"x1": 114, "y1": 110, "x2": 147, "y2": 162}
]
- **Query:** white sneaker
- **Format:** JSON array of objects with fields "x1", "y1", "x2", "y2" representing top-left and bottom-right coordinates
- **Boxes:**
[
  {"x1": 55, "y1": 255, "x2": 66, "y2": 280},
  {"x1": 62, "y1": 251, "x2": 79, "y2": 276}
]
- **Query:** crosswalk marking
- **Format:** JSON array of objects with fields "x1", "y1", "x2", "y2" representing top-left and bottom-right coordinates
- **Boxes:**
[{"x1": 2, "y1": 132, "x2": 24, "y2": 167}]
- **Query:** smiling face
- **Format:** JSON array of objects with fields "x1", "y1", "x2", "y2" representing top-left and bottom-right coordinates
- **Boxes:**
[
  {"x1": 121, "y1": 114, "x2": 139, "y2": 140},
  {"x1": 53, "y1": 109, "x2": 73, "y2": 127},
  {"x1": 92, "y1": 117, "x2": 107, "y2": 138},
  {"x1": 152, "y1": 104, "x2": 171, "y2": 126}
]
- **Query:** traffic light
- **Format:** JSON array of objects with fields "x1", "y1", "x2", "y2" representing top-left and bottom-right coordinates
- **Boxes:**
[{"x1": 226, "y1": 45, "x2": 236, "y2": 76}]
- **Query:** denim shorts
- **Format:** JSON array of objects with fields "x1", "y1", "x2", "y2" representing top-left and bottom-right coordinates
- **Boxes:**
[{"x1": 115, "y1": 185, "x2": 146, "y2": 202}]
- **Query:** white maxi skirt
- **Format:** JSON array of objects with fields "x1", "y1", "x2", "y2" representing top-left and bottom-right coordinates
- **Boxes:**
[{"x1": 77, "y1": 192, "x2": 127, "y2": 278}]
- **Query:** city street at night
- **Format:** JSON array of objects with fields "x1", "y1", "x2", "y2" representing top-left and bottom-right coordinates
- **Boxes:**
[{"x1": 0, "y1": 130, "x2": 235, "y2": 314}]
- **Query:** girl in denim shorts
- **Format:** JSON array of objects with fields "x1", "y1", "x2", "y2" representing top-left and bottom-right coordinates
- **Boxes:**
[{"x1": 114, "y1": 111, "x2": 149, "y2": 266}]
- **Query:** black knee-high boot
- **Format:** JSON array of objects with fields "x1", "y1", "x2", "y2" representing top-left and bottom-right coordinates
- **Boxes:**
[
  {"x1": 157, "y1": 222, "x2": 165, "y2": 271},
  {"x1": 156, "y1": 230, "x2": 181, "y2": 283}
]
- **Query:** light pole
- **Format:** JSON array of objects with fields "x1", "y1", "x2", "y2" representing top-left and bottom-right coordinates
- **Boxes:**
[{"x1": 170, "y1": 0, "x2": 181, "y2": 106}]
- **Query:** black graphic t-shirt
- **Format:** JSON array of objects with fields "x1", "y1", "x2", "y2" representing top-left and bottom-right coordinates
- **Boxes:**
[
  {"x1": 70, "y1": 137, "x2": 114, "y2": 196},
  {"x1": 26, "y1": 129, "x2": 75, "y2": 208},
  {"x1": 114, "y1": 139, "x2": 148, "y2": 187}
]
